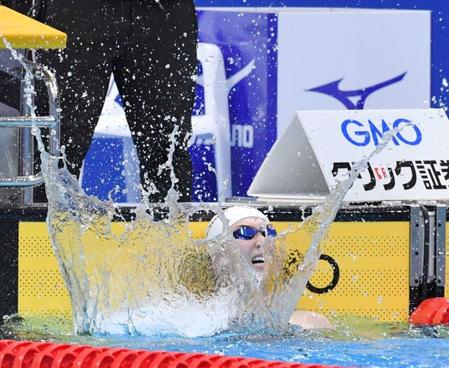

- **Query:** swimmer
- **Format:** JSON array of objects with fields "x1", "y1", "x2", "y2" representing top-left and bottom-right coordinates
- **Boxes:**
[{"x1": 206, "y1": 206, "x2": 333, "y2": 330}]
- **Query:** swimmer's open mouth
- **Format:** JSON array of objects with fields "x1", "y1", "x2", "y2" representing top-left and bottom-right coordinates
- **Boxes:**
[{"x1": 252, "y1": 255, "x2": 264, "y2": 265}]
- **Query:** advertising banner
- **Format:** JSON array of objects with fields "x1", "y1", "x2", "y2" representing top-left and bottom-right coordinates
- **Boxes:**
[
  {"x1": 249, "y1": 109, "x2": 449, "y2": 202},
  {"x1": 84, "y1": 10, "x2": 278, "y2": 203},
  {"x1": 276, "y1": 10, "x2": 430, "y2": 135},
  {"x1": 191, "y1": 11, "x2": 277, "y2": 201},
  {"x1": 81, "y1": 80, "x2": 141, "y2": 203},
  {"x1": 82, "y1": 8, "x2": 432, "y2": 203}
]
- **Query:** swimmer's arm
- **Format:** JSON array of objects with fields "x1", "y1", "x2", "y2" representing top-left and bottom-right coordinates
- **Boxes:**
[{"x1": 289, "y1": 310, "x2": 334, "y2": 330}]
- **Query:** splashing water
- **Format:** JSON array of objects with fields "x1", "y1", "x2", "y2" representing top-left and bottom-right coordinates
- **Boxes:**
[
  {"x1": 40, "y1": 146, "x2": 293, "y2": 337},
  {"x1": 2, "y1": 33, "x2": 407, "y2": 338},
  {"x1": 37, "y1": 122, "x2": 403, "y2": 337}
]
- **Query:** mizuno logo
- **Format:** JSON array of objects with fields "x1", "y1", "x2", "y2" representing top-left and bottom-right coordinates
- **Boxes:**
[{"x1": 307, "y1": 72, "x2": 407, "y2": 109}]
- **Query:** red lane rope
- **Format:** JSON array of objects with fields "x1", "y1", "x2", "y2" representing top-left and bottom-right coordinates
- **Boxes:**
[
  {"x1": 410, "y1": 297, "x2": 449, "y2": 326},
  {"x1": 0, "y1": 340, "x2": 347, "y2": 368}
]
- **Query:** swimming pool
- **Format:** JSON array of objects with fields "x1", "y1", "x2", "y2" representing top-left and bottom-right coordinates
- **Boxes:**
[
  {"x1": 7, "y1": 163, "x2": 449, "y2": 367},
  {"x1": 2, "y1": 322, "x2": 449, "y2": 368},
  {"x1": 115, "y1": 333, "x2": 449, "y2": 368}
]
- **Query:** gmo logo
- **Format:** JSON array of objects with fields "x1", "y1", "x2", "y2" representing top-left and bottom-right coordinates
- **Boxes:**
[{"x1": 341, "y1": 118, "x2": 422, "y2": 147}]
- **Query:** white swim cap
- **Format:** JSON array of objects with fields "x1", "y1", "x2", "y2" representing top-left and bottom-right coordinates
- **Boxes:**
[{"x1": 205, "y1": 206, "x2": 269, "y2": 240}]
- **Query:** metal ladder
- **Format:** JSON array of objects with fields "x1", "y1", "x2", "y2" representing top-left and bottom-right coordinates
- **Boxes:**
[{"x1": 0, "y1": 60, "x2": 60, "y2": 206}]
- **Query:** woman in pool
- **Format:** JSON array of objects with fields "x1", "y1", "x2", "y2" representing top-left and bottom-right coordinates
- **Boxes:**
[{"x1": 206, "y1": 206, "x2": 333, "y2": 330}]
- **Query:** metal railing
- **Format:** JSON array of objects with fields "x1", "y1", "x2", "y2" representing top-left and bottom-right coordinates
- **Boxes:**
[{"x1": 0, "y1": 62, "x2": 60, "y2": 202}]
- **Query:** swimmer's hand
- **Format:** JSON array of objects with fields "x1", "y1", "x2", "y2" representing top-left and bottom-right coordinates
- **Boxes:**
[{"x1": 289, "y1": 310, "x2": 334, "y2": 330}]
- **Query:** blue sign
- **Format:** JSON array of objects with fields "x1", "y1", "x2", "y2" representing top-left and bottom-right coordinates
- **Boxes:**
[{"x1": 191, "y1": 11, "x2": 278, "y2": 200}]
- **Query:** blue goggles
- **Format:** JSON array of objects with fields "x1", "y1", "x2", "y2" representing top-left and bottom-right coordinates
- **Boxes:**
[{"x1": 232, "y1": 225, "x2": 277, "y2": 240}]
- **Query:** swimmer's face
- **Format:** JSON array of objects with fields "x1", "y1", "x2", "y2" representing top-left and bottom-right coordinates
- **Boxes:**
[{"x1": 230, "y1": 217, "x2": 275, "y2": 272}]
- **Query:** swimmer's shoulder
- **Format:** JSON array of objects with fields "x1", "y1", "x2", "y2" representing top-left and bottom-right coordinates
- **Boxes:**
[{"x1": 289, "y1": 310, "x2": 334, "y2": 330}]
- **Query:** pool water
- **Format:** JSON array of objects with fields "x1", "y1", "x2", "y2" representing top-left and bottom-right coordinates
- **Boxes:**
[
  {"x1": 135, "y1": 334, "x2": 449, "y2": 368},
  {"x1": 2, "y1": 317, "x2": 449, "y2": 368}
]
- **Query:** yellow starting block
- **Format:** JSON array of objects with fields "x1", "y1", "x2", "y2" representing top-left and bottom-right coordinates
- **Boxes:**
[{"x1": 0, "y1": 5, "x2": 66, "y2": 49}]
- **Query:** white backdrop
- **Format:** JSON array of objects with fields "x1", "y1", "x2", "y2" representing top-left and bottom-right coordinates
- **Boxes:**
[{"x1": 277, "y1": 9, "x2": 431, "y2": 135}]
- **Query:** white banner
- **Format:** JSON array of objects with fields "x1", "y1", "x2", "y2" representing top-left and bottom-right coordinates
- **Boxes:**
[
  {"x1": 277, "y1": 10, "x2": 431, "y2": 135},
  {"x1": 249, "y1": 109, "x2": 449, "y2": 202}
]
